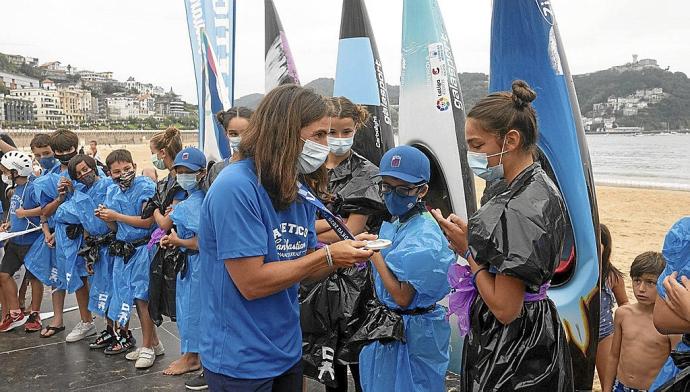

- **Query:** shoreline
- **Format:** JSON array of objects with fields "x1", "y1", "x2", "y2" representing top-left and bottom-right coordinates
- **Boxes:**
[{"x1": 594, "y1": 179, "x2": 690, "y2": 192}]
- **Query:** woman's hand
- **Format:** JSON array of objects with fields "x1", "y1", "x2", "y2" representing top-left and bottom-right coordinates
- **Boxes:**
[
  {"x1": 431, "y1": 209, "x2": 469, "y2": 254},
  {"x1": 355, "y1": 232, "x2": 377, "y2": 242},
  {"x1": 663, "y1": 272, "x2": 690, "y2": 322},
  {"x1": 328, "y1": 240, "x2": 374, "y2": 268}
]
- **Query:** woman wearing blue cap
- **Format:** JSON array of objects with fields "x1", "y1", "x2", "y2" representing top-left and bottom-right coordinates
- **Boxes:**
[
  {"x1": 358, "y1": 145, "x2": 455, "y2": 392},
  {"x1": 198, "y1": 84, "x2": 374, "y2": 391},
  {"x1": 149, "y1": 147, "x2": 206, "y2": 377}
]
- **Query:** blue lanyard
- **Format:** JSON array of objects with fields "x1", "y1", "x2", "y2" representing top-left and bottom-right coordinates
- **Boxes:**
[{"x1": 297, "y1": 182, "x2": 355, "y2": 241}]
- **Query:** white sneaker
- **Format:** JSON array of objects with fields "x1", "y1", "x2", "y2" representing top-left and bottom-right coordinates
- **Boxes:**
[
  {"x1": 125, "y1": 347, "x2": 141, "y2": 361},
  {"x1": 135, "y1": 347, "x2": 156, "y2": 369},
  {"x1": 66, "y1": 321, "x2": 96, "y2": 343},
  {"x1": 126, "y1": 341, "x2": 165, "y2": 361}
]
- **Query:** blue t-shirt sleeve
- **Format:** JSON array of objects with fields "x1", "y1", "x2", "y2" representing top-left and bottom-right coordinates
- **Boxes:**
[
  {"x1": 210, "y1": 179, "x2": 268, "y2": 261},
  {"x1": 307, "y1": 204, "x2": 317, "y2": 249}
]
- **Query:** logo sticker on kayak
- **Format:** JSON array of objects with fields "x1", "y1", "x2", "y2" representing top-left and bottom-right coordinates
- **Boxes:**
[
  {"x1": 535, "y1": 0, "x2": 555, "y2": 25},
  {"x1": 437, "y1": 97, "x2": 450, "y2": 111},
  {"x1": 428, "y1": 43, "x2": 453, "y2": 112}
]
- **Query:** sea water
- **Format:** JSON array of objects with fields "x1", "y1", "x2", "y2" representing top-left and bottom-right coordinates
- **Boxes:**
[{"x1": 587, "y1": 133, "x2": 690, "y2": 191}]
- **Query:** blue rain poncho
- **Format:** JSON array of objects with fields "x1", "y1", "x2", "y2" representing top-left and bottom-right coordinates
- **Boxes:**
[
  {"x1": 650, "y1": 217, "x2": 690, "y2": 391},
  {"x1": 359, "y1": 209, "x2": 454, "y2": 392},
  {"x1": 24, "y1": 172, "x2": 69, "y2": 288},
  {"x1": 657, "y1": 217, "x2": 690, "y2": 300},
  {"x1": 64, "y1": 177, "x2": 114, "y2": 316},
  {"x1": 105, "y1": 176, "x2": 156, "y2": 325},
  {"x1": 170, "y1": 188, "x2": 204, "y2": 354}
]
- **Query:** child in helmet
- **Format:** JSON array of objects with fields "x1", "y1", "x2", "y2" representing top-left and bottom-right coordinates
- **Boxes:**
[{"x1": 0, "y1": 151, "x2": 42, "y2": 332}]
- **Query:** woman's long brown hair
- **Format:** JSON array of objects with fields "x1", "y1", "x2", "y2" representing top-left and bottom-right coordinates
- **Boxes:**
[{"x1": 237, "y1": 84, "x2": 330, "y2": 210}]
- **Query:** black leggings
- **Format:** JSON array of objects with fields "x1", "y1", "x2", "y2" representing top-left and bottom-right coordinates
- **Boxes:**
[{"x1": 326, "y1": 363, "x2": 362, "y2": 392}]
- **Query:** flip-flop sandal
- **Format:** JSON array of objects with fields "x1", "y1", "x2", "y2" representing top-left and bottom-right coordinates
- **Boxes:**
[
  {"x1": 104, "y1": 335, "x2": 136, "y2": 355},
  {"x1": 40, "y1": 326, "x2": 65, "y2": 338}
]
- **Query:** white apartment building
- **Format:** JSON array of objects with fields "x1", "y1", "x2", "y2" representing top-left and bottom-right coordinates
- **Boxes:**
[{"x1": 10, "y1": 88, "x2": 65, "y2": 124}]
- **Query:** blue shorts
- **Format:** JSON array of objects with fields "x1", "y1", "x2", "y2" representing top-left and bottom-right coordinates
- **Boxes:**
[
  {"x1": 614, "y1": 379, "x2": 648, "y2": 392},
  {"x1": 204, "y1": 361, "x2": 302, "y2": 392}
]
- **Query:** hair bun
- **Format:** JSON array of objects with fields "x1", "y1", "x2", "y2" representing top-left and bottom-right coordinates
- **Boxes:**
[{"x1": 511, "y1": 80, "x2": 537, "y2": 108}]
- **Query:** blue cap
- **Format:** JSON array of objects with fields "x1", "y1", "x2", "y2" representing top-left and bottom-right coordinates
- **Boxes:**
[
  {"x1": 173, "y1": 147, "x2": 206, "y2": 172},
  {"x1": 378, "y1": 145, "x2": 430, "y2": 184}
]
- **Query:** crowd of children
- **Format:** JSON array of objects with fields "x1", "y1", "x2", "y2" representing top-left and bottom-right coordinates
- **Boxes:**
[
  {"x1": 0, "y1": 83, "x2": 688, "y2": 392},
  {"x1": 0, "y1": 127, "x2": 213, "y2": 389}
]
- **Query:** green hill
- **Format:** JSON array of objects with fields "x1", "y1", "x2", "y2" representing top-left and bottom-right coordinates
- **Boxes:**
[{"x1": 573, "y1": 68, "x2": 690, "y2": 130}]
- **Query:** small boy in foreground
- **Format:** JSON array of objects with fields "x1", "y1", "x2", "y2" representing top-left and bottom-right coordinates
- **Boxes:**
[{"x1": 604, "y1": 251, "x2": 679, "y2": 392}]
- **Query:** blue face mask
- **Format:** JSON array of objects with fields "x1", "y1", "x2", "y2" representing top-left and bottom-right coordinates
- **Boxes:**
[
  {"x1": 177, "y1": 173, "x2": 199, "y2": 191},
  {"x1": 466, "y1": 135, "x2": 510, "y2": 182},
  {"x1": 384, "y1": 192, "x2": 419, "y2": 217},
  {"x1": 40, "y1": 156, "x2": 57, "y2": 171}
]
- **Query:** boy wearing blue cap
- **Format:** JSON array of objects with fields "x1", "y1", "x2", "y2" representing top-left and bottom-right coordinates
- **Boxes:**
[
  {"x1": 358, "y1": 145, "x2": 455, "y2": 392},
  {"x1": 154, "y1": 147, "x2": 206, "y2": 378}
]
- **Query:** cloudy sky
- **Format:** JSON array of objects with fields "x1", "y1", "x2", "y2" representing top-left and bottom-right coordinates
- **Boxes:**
[{"x1": 1, "y1": 1, "x2": 687, "y2": 103}]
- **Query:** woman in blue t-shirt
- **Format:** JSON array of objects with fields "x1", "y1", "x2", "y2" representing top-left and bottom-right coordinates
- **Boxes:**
[{"x1": 199, "y1": 84, "x2": 375, "y2": 391}]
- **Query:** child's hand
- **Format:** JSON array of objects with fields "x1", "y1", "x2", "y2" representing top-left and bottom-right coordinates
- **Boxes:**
[
  {"x1": 165, "y1": 229, "x2": 180, "y2": 248},
  {"x1": 97, "y1": 208, "x2": 119, "y2": 222},
  {"x1": 663, "y1": 272, "x2": 690, "y2": 322},
  {"x1": 57, "y1": 177, "x2": 72, "y2": 198},
  {"x1": 62, "y1": 178, "x2": 74, "y2": 193},
  {"x1": 45, "y1": 232, "x2": 55, "y2": 248},
  {"x1": 0, "y1": 222, "x2": 9, "y2": 233},
  {"x1": 165, "y1": 206, "x2": 174, "y2": 216},
  {"x1": 159, "y1": 234, "x2": 170, "y2": 249},
  {"x1": 15, "y1": 207, "x2": 27, "y2": 219},
  {"x1": 160, "y1": 230, "x2": 179, "y2": 249}
]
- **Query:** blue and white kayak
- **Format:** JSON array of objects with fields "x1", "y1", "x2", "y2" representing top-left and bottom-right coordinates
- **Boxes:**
[{"x1": 490, "y1": 1, "x2": 601, "y2": 390}]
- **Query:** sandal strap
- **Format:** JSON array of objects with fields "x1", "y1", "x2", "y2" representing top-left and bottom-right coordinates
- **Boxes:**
[{"x1": 95, "y1": 331, "x2": 114, "y2": 344}]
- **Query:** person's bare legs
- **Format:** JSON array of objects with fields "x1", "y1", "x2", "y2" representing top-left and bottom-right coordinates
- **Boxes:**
[
  {"x1": 29, "y1": 278, "x2": 43, "y2": 313},
  {"x1": 135, "y1": 300, "x2": 158, "y2": 348},
  {"x1": 596, "y1": 335, "x2": 613, "y2": 387},
  {"x1": 0, "y1": 272, "x2": 20, "y2": 313},
  {"x1": 0, "y1": 280, "x2": 7, "y2": 320},
  {"x1": 18, "y1": 275, "x2": 29, "y2": 312},
  {"x1": 41, "y1": 289, "x2": 65, "y2": 336},
  {"x1": 75, "y1": 278, "x2": 92, "y2": 323}
]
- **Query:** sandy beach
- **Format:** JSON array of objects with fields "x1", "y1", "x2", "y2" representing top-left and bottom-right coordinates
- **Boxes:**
[{"x1": 103, "y1": 142, "x2": 688, "y2": 392}]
